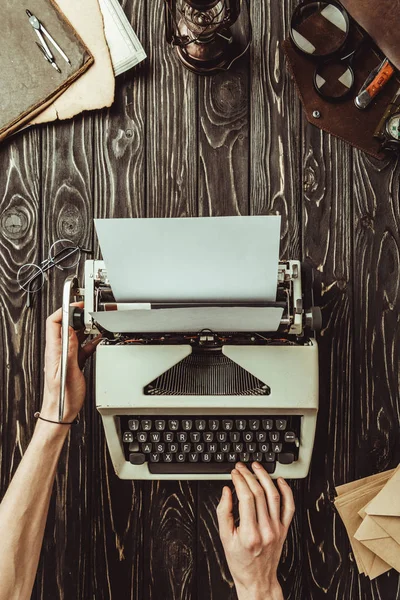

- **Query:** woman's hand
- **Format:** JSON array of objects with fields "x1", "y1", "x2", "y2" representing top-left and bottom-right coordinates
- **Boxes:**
[
  {"x1": 41, "y1": 303, "x2": 101, "y2": 423},
  {"x1": 217, "y1": 462, "x2": 295, "y2": 600}
]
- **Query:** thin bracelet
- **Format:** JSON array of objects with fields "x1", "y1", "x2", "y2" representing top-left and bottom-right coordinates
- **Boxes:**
[{"x1": 34, "y1": 412, "x2": 79, "y2": 426}]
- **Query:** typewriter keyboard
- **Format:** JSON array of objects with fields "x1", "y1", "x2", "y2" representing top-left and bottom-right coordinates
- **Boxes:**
[{"x1": 121, "y1": 415, "x2": 301, "y2": 474}]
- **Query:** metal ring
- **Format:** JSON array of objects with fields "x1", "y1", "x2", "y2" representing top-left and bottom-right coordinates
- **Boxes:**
[
  {"x1": 313, "y1": 61, "x2": 355, "y2": 102},
  {"x1": 48, "y1": 238, "x2": 81, "y2": 271},
  {"x1": 17, "y1": 263, "x2": 46, "y2": 293}
]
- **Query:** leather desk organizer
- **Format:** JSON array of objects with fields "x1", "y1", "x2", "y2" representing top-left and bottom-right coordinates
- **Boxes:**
[
  {"x1": 340, "y1": 0, "x2": 400, "y2": 73},
  {"x1": 282, "y1": 17, "x2": 400, "y2": 160}
]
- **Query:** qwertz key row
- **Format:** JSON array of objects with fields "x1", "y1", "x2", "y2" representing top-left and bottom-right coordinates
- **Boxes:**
[{"x1": 120, "y1": 416, "x2": 301, "y2": 475}]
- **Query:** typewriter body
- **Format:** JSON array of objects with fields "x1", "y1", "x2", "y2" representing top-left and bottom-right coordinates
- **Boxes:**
[{"x1": 74, "y1": 253, "x2": 320, "y2": 481}]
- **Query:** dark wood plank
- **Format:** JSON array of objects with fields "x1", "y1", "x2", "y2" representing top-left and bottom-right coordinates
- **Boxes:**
[
  {"x1": 91, "y1": 447, "x2": 143, "y2": 600},
  {"x1": 36, "y1": 117, "x2": 94, "y2": 600},
  {"x1": 1, "y1": 1, "x2": 400, "y2": 599},
  {"x1": 352, "y1": 150, "x2": 400, "y2": 600},
  {"x1": 0, "y1": 129, "x2": 43, "y2": 600},
  {"x1": 91, "y1": 1, "x2": 147, "y2": 598},
  {"x1": 0, "y1": 129, "x2": 42, "y2": 493},
  {"x1": 250, "y1": 0, "x2": 302, "y2": 260},
  {"x1": 145, "y1": 0, "x2": 198, "y2": 219},
  {"x1": 198, "y1": 56, "x2": 249, "y2": 217},
  {"x1": 142, "y1": 1, "x2": 198, "y2": 599},
  {"x1": 196, "y1": 44, "x2": 250, "y2": 600},
  {"x1": 302, "y1": 128, "x2": 355, "y2": 598},
  {"x1": 142, "y1": 481, "x2": 197, "y2": 600},
  {"x1": 198, "y1": 482, "x2": 237, "y2": 600},
  {"x1": 250, "y1": 2, "x2": 304, "y2": 598},
  {"x1": 197, "y1": 0, "x2": 305, "y2": 596}
]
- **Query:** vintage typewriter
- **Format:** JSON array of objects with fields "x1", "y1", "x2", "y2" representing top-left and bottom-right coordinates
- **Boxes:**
[{"x1": 60, "y1": 216, "x2": 321, "y2": 480}]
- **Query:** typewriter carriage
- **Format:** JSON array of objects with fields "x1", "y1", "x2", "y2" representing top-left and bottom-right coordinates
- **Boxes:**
[{"x1": 77, "y1": 258, "x2": 321, "y2": 340}]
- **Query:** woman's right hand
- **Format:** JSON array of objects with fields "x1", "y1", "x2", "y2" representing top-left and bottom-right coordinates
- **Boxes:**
[{"x1": 216, "y1": 462, "x2": 295, "y2": 600}]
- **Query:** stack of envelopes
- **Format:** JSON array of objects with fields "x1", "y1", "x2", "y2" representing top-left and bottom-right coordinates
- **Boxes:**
[{"x1": 335, "y1": 466, "x2": 400, "y2": 579}]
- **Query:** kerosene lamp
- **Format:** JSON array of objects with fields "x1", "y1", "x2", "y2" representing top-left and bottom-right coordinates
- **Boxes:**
[{"x1": 164, "y1": 0, "x2": 251, "y2": 74}]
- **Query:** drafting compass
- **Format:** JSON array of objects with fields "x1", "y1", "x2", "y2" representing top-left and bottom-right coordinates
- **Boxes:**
[{"x1": 26, "y1": 9, "x2": 71, "y2": 73}]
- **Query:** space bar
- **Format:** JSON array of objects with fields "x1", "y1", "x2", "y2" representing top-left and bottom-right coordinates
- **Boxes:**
[{"x1": 148, "y1": 462, "x2": 234, "y2": 475}]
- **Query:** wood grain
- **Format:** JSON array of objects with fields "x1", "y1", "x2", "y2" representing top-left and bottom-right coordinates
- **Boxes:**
[
  {"x1": 352, "y1": 149, "x2": 400, "y2": 600},
  {"x1": 249, "y1": 0, "x2": 302, "y2": 260},
  {"x1": 0, "y1": 129, "x2": 44, "y2": 600},
  {"x1": 143, "y1": 481, "x2": 196, "y2": 600},
  {"x1": 196, "y1": 29, "x2": 250, "y2": 599},
  {"x1": 145, "y1": 0, "x2": 198, "y2": 219},
  {"x1": 198, "y1": 57, "x2": 249, "y2": 217},
  {"x1": 250, "y1": 2, "x2": 304, "y2": 598},
  {"x1": 141, "y1": 2, "x2": 198, "y2": 598},
  {"x1": 197, "y1": 481, "x2": 237, "y2": 600},
  {"x1": 0, "y1": 129, "x2": 42, "y2": 497},
  {"x1": 302, "y1": 125, "x2": 355, "y2": 599},
  {"x1": 37, "y1": 117, "x2": 94, "y2": 600},
  {"x1": 0, "y1": 1, "x2": 399, "y2": 599},
  {"x1": 91, "y1": 1, "x2": 147, "y2": 597}
]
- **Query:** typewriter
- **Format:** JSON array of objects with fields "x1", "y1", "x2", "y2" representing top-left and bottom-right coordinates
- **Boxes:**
[{"x1": 60, "y1": 216, "x2": 321, "y2": 480}]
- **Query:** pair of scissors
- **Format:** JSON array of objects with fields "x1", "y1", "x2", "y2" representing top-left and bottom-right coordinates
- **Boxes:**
[{"x1": 26, "y1": 9, "x2": 71, "y2": 73}]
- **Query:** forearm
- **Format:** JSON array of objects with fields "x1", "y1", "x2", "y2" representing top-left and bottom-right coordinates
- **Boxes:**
[{"x1": 0, "y1": 419, "x2": 70, "y2": 600}]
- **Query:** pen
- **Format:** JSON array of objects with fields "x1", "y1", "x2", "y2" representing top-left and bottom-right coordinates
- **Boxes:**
[{"x1": 101, "y1": 301, "x2": 286, "y2": 310}]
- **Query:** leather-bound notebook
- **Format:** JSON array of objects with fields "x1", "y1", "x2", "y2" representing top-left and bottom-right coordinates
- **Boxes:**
[{"x1": 0, "y1": 0, "x2": 94, "y2": 141}]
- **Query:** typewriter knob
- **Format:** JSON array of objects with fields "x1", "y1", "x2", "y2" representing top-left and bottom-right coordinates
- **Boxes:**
[
  {"x1": 306, "y1": 306, "x2": 322, "y2": 332},
  {"x1": 69, "y1": 306, "x2": 85, "y2": 331}
]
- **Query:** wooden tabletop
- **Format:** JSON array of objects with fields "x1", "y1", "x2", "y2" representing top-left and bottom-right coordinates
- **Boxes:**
[{"x1": 0, "y1": 1, "x2": 399, "y2": 599}]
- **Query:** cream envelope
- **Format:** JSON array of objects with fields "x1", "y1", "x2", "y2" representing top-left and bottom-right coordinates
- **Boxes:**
[
  {"x1": 357, "y1": 466, "x2": 400, "y2": 521},
  {"x1": 335, "y1": 502, "x2": 390, "y2": 577},
  {"x1": 336, "y1": 469, "x2": 396, "y2": 497},
  {"x1": 366, "y1": 467, "x2": 400, "y2": 517},
  {"x1": 334, "y1": 476, "x2": 393, "y2": 578},
  {"x1": 354, "y1": 514, "x2": 400, "y2": 573},
  {"x1": 370, "y1": 514, "x2": 400, "y2": 545},
  {"x1": 358, "y1": 501, "x2": 370, "y2": 520},
  {"x1": 364, "y1": 467, "x2": 400, "y2": 546},
  {"x1": 335, "y1": 466, "x2": 400, "y2": 579}
]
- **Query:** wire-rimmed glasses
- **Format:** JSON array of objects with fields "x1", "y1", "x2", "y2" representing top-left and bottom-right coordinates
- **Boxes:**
[{"x1": 17, "y1": 239, "x2": 92, "y2": 307}]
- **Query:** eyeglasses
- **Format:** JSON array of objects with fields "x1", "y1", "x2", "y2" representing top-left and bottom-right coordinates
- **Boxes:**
[
  {"x1": 17, "y1": 239, "x2": 92, "y2": 307},
  {"x1": 289, "y1": 1, "x2": 364, "y2": 102}
]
